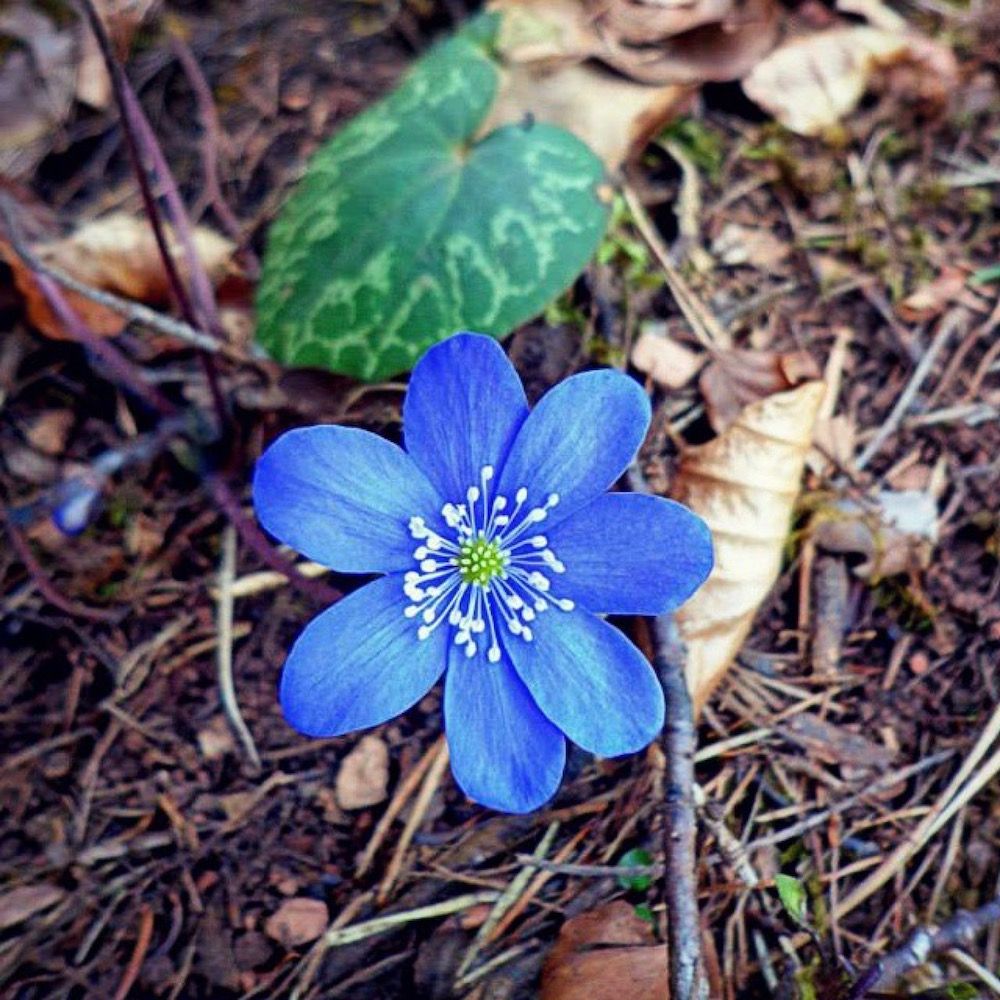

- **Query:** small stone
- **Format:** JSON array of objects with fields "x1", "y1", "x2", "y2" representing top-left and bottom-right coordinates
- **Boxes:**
[
  {"x1": 264, "y1": 897, "x2": 329, "y2": 949},
  {"x1": 335, "y1": 735, "x2": 390, "y2": 810}
]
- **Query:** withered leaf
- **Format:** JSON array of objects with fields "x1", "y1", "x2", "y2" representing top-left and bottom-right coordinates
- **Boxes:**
[{"x1": 672, "y1": 380, "x2": 826, "y2": 713}]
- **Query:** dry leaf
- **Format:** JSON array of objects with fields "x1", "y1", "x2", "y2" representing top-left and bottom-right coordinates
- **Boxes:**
[
  {"x1": 631, "y1": 326, "x2": 706, "y2": 389},
  {"x1": 711, "y1": 223, "x2": 789, "y2": 270},
  {"x1": 699, "y1": 348, "x2": 822, "y2": 434},
  {"x1": 541, "y1": 901, "x2": 667, "y2": 1000},
  {"x1": 26, "y1": 409, "x2": 74, "y2": 455},
  {"x1": 486, "y1": 0, "x2": 780, "y2": 169},
  {"x1": 812, "y1": 489, "x2": 938, "y2": 578},
  {"x1": 197, "y1": 716, "x2": 237, "y2": 761},
  {"x1": 742, "y1": 27, "x2": 958, "y2": 136},
  {"x1": 482, "y1": 60, "x2": 695, "y2": 171},
  {"x1": 2, "y1": 213, "x2": 235, "y2": 340},
  {"x1": 0, "y1": 884, "x2": 66, "y2": 931},
  {"x1": 0, "y1": 7, "x2": 77, "y2": 180},
  {"x1": 264, "y1": 897, "x2": 329, "y2": 949},
  {"x1": 335, "y1": 735, "x2": 390, "y2": 810},
  {"x1": 781, "y1": 712, "x2": 896, "y2": 770},
  {"x1": 672, "y1": 381, "x2": 826, "y2": 713},
  {"x1": 76, "y1": 0, "x2": 160, "y2": 108},
  {"x1": 896, "y1": 267, "x2": 967, "y2": 324}
]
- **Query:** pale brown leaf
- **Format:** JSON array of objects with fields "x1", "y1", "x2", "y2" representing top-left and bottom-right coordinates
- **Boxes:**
[
  {"x1": 631, "y1": 326, "x2": 706, "y2": 389},
  {"x1": 541, "y1": 901, "x2": 667, "y2": 1000},
  {"x1": 672, "y1": 381, "x2": 826, "y2": 714},
  {"x1": 2, "y1": 213, "x2": 235, "y2": 340},
  {"x1": 742, "y1": 27, "x2": 958, "y2": 136},
  {"x1": 486, "y1": 0, "x2": 780, "y2": 168},
  {"x1": 896, "y1": 267, "x2": 967, "y2": 324}
]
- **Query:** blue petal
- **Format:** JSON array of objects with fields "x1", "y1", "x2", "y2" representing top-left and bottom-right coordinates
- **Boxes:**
[
  {"x1": 253, "y1": 425, "x2": 442, "y2": 574},
  {"x1": 496, "y1": 370, "x2": 651, "y2": 525},
  {"x1": 507, "y1": 608, "x2": 664, "y2": 757},
  {"x1": 545, "y1": 493, "x2": 714, "y2": 615},
  {"x1": 445, "y1": 644, "x2": 565, "y2": 812},
  {"x1": 403, "y1": 333, "x2": 529, "y2": 502},
  {"x1": 280, "y1": 574, "x2": 448, "y2": 736}
]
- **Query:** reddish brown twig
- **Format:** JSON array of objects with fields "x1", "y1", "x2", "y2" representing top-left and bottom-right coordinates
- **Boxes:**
[
  {"x1": 1, "y1": 507, "x2": 120, "y2": 623},
  {"x1": 207, "y1": 476, "x2": 342, "y2": 607}
]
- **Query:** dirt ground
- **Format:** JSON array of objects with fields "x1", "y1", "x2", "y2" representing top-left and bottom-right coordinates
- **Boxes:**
[{"x1": 1, "y1": 1, "x2": 999, "y2": 997}]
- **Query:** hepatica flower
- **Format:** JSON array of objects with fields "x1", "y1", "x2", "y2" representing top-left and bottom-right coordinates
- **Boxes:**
[{"x1": 253, "y1": 333, "x2": 713, "y2": 812}]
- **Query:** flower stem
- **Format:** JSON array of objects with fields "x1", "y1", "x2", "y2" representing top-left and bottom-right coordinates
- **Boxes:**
[{"x1": 652, "y1": 613, "x2": 704, "y2": 1000}]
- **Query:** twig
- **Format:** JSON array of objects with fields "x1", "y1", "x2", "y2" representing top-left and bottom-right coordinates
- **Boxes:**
[
  {"x1": 514, "y1": 857, "x2": 663, "y2": 879},
  {"x1": 849, "y1": 895, "x2": 1000, "y2": 997},
  {"x1": 356, "y1": 735, "x2": 446, "y2": 878},
  {"x1": 653, "y1": 614, "x2": 705, "y2": 1000},
  {"x1": 833, "y1": 703, "x2": 1000, "y2": 921},
  {"x1": 206, "y1": 476, "x2": 341, "y2": 607},
  {"x1": 855, "y1": 309, "x2": 965, "y2": 470},
  {"x1": 215, "y1": 524, "x2": 261, "y2": 771},
  {"x1": 168, "y1": 35, "x2": 247, "y2": 250},
  {"x1": 456, "y1": 822, "x2": 559, "y2": 980},
  {"x1": 623, "y1": 184, "x2": 731, "y2": 351},
  {"x1": 318, "y1": 892, "x2": 500, "y2": 950},
  {"x1": 112, "y1": 904, "x2": 155, "y2": 1000},
  {"x1": 1, "y1": 506, "x2": 120, "y2": 623},
  {"x1": 377, "y1": 738, "x2": 451, "y2": 902},
  {"x1": 0, "y1": 212, "x2": 227, "y2": 354}
]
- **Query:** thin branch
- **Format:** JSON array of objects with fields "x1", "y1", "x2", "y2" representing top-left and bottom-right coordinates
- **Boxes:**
[
  {"x1": 215, "y1": 525, "x2": 262, "y2": 771},
  {"x1": 0, "y1": 199, "x2": 230, "y2": 356},
  {"x1": 653, "y1": 614, "x2": 705, "y2": 1000},
  {"x1": 850, "y1": 895, "x2": 1000, "y2": 997},
  {"x1": 206, "y1": 476, "x2": 342, "y2": 607},
  {"x1": 1, "y1": 507, "x2": 120, "y2": 623}
]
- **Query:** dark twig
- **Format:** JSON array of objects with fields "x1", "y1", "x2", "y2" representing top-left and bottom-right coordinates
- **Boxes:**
[
  {"x1": 652, "y1": 614, "x2": 704, "y2": 1000},
  {"x1": 1, "y1": 507, "x2": 120, "y2": 623},
  {"x1": 1, "y1": 192, "x2": 177, "y2": 417},
  {"x1": 849, "y1": 895, "x2": 1000, "y2": 998},
  {"x1": 169, "y1": 35, "x2": 248, "y2": 254},
  {"x1": 207, "y1": 476, "x2": 342, "y2": 607},
  {"x1": 74, "y1": 0, "x2": 230, "y2": 431}
]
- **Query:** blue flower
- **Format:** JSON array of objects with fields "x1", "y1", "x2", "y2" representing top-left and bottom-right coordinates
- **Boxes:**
[{"x1": 253, "y1": 333, "x2": 713, "y2": 813}]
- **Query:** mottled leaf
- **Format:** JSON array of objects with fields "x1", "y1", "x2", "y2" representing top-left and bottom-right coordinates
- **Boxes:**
[{"x1": 256, "y1": 13, "x2": 609, "y2": 381}]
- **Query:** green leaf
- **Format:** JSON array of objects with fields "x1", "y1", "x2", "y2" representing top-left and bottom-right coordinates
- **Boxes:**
[
  {"x1": 256, "y1": 13, "x2": 610, "y2": 381},
  {"x1": 633, "y1": 903, "x2": 656, "y2": 926},
  {"x1": 970, "y1": 263, "x2": 1000, "y2": 286},
  {"x1": 774, "y1": 873, "x2": 808, "y2": 924},
  {"x1": 616, "y1": 848, "x2": 655, "y2": 892}
]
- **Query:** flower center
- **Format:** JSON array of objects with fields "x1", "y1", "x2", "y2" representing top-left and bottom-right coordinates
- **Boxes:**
[
  {"x1": 403, "y1": 465, "x2": 575, "y2": 662},
  {"x1": 457, "y1": 537, "x2": 507, "y2": 585}
]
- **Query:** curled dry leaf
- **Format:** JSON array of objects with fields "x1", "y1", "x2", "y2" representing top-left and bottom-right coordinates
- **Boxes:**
[
  {"x1": 812, "y1": 489, "x2": 938, "y2": 578},
  {"x1": 0, "y1": 6, "x2": 77, "y2": 180},
  {"x1": 1, "y1": 213, "x2": 235, "y2": 340},
  {"x1": 486, "y1": 0, "x2": 780, "y2": 169},
  {"x1": 672, "y1": 380, "x2": 826, "y2": 714},
  {"x1": 540, "y1": 901, "x2": 667, "y2": 1000},
  {"x1": 742, "y1": 26, "x2": 958, "y2": 136},
  {"x1": 896, "y1": 266, "x2": 968, "y2": 324},
  {"x1": 699, "y1": 348, "x2": 822, "y2": 434},
  {"x1": 631, "y1": 325, "x2": 706, "y2": 389},
  {"x1": 335, "y1": 734, "x2": 390, "y2": 810}
]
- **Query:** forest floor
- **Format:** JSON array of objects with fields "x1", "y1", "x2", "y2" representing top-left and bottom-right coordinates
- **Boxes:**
[{"x1": 1, "y1": 1, "x2": 999, "y2": 998}]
